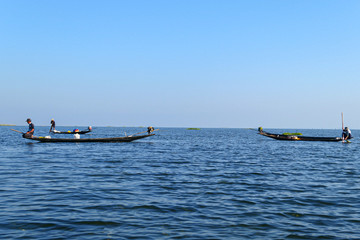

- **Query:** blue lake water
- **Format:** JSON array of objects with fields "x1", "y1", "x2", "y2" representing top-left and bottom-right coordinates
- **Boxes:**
[{"x1": 1, "y1": 126, "x2": 360, "y2": 239}]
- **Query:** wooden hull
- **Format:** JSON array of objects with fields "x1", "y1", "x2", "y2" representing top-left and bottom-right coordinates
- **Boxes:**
[
  {"x1": 259, "y1": 131, "x2": 342, "y2": 142},
  {"x1": 27, "y1": 134, "x2": 155, "y2": 143}
]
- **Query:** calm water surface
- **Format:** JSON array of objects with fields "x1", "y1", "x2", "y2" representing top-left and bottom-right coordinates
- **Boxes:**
[{"x1": 1, "y1": 126, "x2": 359, "y2": 239}]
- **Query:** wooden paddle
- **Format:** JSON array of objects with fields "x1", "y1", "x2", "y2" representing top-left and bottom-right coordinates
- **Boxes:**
[
  {"x1": 10, "y1": 129, "x2": 23, "y2": 134},
  {"x1": 129, "y1": 128, "x2": 159, "y2": 137}
]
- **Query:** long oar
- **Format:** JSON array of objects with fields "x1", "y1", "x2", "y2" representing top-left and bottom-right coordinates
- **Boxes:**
[
  {"x1": 129, "y1": 129, "x2": 159, "y2": 137},
  {"x1": 11, "y1": 129, "x2": 24, "y2": 134}
]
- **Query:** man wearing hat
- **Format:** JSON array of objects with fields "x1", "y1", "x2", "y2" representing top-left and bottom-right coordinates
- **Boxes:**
[
  {"x1": 49, "y1": 118, "x2": 56, "y2": 133},
  {"x1": 23, "y1": 118, "x2": 35, "y2": 138}
]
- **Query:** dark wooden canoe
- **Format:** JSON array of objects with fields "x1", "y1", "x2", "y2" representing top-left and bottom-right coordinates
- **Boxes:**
[
  {"x1": 259, "y1": 131, "x2": 342, "y2": 142},
  {"x1": 25, "y1": 134, "x2": 155, "y2": 143}
]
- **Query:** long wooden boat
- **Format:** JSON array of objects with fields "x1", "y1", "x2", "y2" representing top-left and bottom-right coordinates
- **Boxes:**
[
  {"x1": 25, "y1": 134, "x2": 155, "y2": 143},
  {"x1": 259, "y1": 131, "x2": 342, "y2": 142}
]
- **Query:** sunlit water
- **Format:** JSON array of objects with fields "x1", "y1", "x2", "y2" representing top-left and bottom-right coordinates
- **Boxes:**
[{"x1": 1, "y1": 126, "x2": 359, "y2": 239}]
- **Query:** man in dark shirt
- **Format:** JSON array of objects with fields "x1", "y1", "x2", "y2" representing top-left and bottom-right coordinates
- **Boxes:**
[
  {"x1": 147, "y1": 126, "x2": 154, "y2": 134},
  {"x1": 49, "y1": 119, "x2": 56, "y2": 132},
  {"x1": 342, "y1": 126, "x2": 352, "y2": 142},
  {"x1": 23, "y1": 118, "x2": 34, "y2": 138}
]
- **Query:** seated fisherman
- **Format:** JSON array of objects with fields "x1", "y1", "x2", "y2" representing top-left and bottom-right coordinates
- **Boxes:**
[
  {"x1": 342, "y1": 127, "x2": 352, "y2": 141},
  {"x1": 23, "y1": 118, "x2": 35, "y2": 138},
  {"x1": 147, "y1": 126, "x2": 154, "y2": 134}
]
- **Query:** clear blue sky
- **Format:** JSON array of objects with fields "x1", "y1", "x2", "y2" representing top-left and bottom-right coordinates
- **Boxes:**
[{"x1": 1, "y1": 0, "x2": 359, "y2": 128}]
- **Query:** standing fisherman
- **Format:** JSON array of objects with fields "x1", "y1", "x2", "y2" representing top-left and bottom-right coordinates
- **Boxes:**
[
  {"x1": 23, "y1": 118, "x2": 35, "y2": 138},
  {"x1": 49, "y1": 119, "x2": 56, "y2": 133}
]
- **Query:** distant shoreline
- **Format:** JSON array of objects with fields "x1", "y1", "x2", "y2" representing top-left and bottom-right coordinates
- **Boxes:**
[{"x1": 0, "y1": 124, "x2": 16, "y2": 126}]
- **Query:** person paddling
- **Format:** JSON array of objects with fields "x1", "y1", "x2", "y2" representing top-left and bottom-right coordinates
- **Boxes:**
[
  {"x1": 23, "y1": 118, "x2": 35, "y2": 138},
  {"x1": 49, "y1": 119, "x2": 56, "y2": 133},
  {"x1": 342, "y1": 126, "x2": 352, "y2": 142}
]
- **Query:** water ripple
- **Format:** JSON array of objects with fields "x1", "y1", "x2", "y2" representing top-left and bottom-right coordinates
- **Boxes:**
[{"x1": 1, "y1": 127, "x2": 360, "y2": 239}]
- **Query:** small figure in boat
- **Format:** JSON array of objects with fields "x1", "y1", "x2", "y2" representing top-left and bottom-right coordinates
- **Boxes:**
[
  {"x1": 342, "y1": 127, "x2": 352, "y2": 142},
  {"x1": 23, "y1": 118, "x2": 34, "y2": 138},
  {"x1": 49, "y1": 118, "x2": 56, "y2": 133},
  {"x1": 147, "y1": 126, "x2": 154, "y2": 134},
  {"x1": 258, "y1": 127, "x2": 263, "y2": 133}
]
